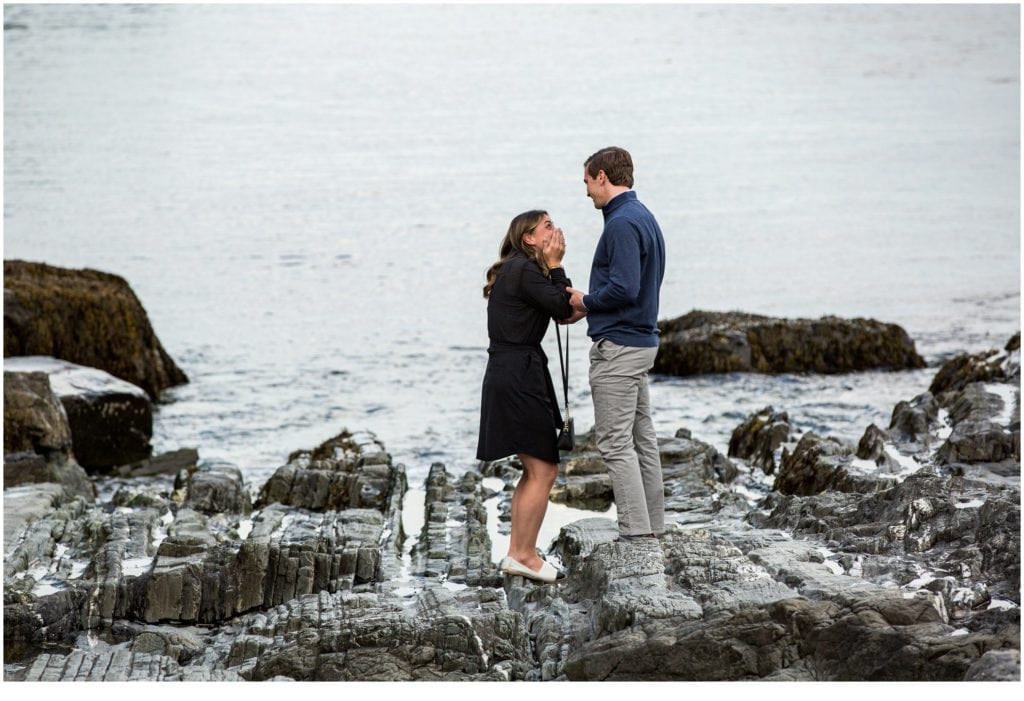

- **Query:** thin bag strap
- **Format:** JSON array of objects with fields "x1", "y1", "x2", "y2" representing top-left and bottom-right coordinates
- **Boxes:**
[{"x1": 555, "y1": 322, "x2": 569, "y2": 419}]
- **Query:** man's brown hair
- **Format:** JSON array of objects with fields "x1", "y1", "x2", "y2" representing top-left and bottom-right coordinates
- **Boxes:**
[{"x1": 584, "y1": 146, "x2": 634, "y2": 188}]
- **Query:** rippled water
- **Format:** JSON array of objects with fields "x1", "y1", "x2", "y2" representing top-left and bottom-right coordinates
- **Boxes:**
[{"x1": 4, "y1": 4, "x2": 1020, "y2": 490}]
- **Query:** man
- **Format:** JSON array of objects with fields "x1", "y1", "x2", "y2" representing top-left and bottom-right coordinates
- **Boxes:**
[{"x1": 567, "y1": 146, "x2": 666, "y2": 540}]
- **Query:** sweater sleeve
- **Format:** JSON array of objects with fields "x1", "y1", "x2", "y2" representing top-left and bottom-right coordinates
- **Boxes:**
[
  {"x1": 520, "y1": 263, "x2": 574, "y2": 320},
  {"x1": 583, "y1": 220, "x2": 642, "y2": 312}
]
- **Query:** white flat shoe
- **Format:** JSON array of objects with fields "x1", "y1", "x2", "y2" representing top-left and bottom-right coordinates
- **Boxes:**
[{"x1": 500, "y1": 556, "x2": 563, "y2": 583}]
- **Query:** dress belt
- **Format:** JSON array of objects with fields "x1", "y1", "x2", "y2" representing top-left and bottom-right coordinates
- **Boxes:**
[{"x1": 488, "y1": 342, "x2": 546, "y2": 359}]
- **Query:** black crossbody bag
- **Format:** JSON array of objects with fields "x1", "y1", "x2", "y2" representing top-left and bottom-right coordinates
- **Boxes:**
[{"x1": 555, "y1": 322, "x2": 574, "y2": 451}]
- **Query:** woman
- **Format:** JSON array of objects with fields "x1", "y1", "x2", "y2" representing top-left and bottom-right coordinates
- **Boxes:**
[{"x1": 478, "y1": 209, "x2": 573, "y2": 584}]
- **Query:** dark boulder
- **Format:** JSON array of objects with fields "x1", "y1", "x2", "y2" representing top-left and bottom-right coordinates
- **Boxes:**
[
  {"x1": 774, "y1": 432, "x2": 899, "y2": 496},
  {"x1": 4, "y1": 260, "x2": 187, "y2": 399},
  {"x1": 5, "y1": 356, "x2": 153, "y2": 471},
  {"x1": 654, "y1": 310, "x2": 926, "y2": 376},
  {"x1": 3, "y1": 369, "x2": 93, "y2": 500}
]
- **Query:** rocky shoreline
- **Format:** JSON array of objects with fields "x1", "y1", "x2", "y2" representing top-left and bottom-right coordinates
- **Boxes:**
[{"x1": 3, "y1": 262, "x2": 1020, "y2": 681}]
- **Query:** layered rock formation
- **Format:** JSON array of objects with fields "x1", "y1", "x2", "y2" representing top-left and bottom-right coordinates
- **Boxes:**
[{"x1": 4, "y1": 328, "x2": 1019, "y2": 681}]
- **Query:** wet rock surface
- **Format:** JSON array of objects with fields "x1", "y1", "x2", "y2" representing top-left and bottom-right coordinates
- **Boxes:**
[
  {"x1": 4, "y1": 334, "x2": 1020, "y2": 681},
  {"x1": 410, "y1": 463, "x2": 499, "y2": 586},
  {"x1": 654, "y1": 310, "x2": 927, "y2": 376}
]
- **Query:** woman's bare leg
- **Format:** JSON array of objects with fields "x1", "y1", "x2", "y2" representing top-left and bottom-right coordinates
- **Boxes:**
[{"x1": 506, "y1": 453, "x2": 559, "y2": 572}]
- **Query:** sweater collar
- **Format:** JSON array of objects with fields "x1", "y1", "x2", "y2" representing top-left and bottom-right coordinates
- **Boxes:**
[{"x1": 602, "y1": 190, "x2": 636, "y2": 220}]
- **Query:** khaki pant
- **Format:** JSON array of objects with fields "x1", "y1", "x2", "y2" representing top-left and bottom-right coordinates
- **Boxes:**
[{"x1": 588, "y1": 339, "x2": 665, "y2": 536}]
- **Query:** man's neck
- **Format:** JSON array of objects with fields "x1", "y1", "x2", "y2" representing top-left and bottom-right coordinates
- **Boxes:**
[{"x1": 604, "y1": 186, "x2": 631, "y2": 206}]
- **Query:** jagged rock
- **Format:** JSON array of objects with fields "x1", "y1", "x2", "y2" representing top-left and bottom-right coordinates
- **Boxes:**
[
  {"x1": 658, "y1": 434, "x2": 745, "y2": 526},
  {"x1": 574, "y1": 539, "x2": 702, "y2": 638},
  {"x1": 3, "y1": 260, "x2": 188, "y2": 399},
  {"x1": 141, "y1": 503, "x2": 391, "y2": 624},
  {"x1": 562, "y1": 576, "x2": 1011, "y2": 681},
  {"x1": 410, "y1": 463, "x2": 498, "y2": 586},
  {"x1": 180, "y1": 461, "x2": 251, "y2": 515},
  {"x1": 964, "y1": 649, "x2": 1021, "y2": 681},
  {"x1": 18, "y1": 642, "x2": 244, "y2": 681},
  {"x1": 5, "y1": 356, "x2": 152, "y2": 470},
  {"x1": 4, "y1": 430, "x2": 410, "y2": 663},
  {"x1": 857, "y1": 424, "x2": 887, "y2": 462},
  {"x1": 889, "y1": 392, "x2": 939, "y2": 443},
  {"x1": 257, "y1": 430, "x2": 397, "y2": 512},
  {"x1": 6, "y1": 345, "x2": 1021, "y2": 685},
  {"x1": 930, "y1": 346, "x2": 1012, "y2": 400},
  {"x1": 794, "y1": 591, "x2": 1016, "y2": 681},
  {"x1": 937, "y1": 384, "x2": 1019, "y2": 464},
  {"x1": 550, "y1": 470, "x2": 613, "y2": 508},
  {"x1": 543, "y1": 430, "x2": 614, "y2": 509},
  {"x1": 212, "y1": 588, "x2": 531, "y2": 681},
  {"x1": 128, "y1": 624, "x2": 208, "y2": 663},
  {"x1": 4, "y1": 588, "x2": 92, "y2": 651},
  {"x1": 550, "y1": 518, "x2": 1011, "y2": 681},
  {"x1": 546, "y1": 430, "x2": 740, "y2": 521},
  {"x1": 550, "y1": 452, "x2": 613, "y2": 508},
  {"x1": 728, "y1": 406, "x2": 791, "y2": 474},
  {"x1": 654, "y1": 310, "x2": 926, "y2": 376},
  {"x1": 4, "y1": 488, "x2": 98, "y2": 647},
  {"x1": 504, "y1": 518, "x2": 700, "y2": 680},
  {"x1": 661, "y1": 529, "x2": 798, "y2": 617},
  {"x1": 756, "y1": 469, "x2": 1020, "y2": 600},
  {"x1": 661, "y1": 432, "x2": 739, "y2": 485},
  {"x1": 774, "y1": 432, "x2": 898, "y2": 496}
]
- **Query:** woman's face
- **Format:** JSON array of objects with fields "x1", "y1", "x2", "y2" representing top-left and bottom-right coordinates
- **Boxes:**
[{"x1": 523, "y1": 215, "x2": 555, "y2": 249}]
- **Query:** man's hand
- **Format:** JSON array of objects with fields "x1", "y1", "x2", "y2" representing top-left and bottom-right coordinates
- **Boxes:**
[
  {"x1": 566, "y1": 287, "x2": 588, "y2": 313},
  {"x1": 558, "y1": 309, "x2": 588, "y2": 325}
]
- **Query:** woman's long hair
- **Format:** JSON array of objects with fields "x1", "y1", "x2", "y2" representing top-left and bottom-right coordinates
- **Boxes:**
[{"x1": 482, "y1": 210, "x2": 549, "y2": 298}]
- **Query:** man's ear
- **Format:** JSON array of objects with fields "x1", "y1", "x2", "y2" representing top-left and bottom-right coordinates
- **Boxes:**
[{"x1": 597, "y1": 170, "x2": 608, "y2": 185}]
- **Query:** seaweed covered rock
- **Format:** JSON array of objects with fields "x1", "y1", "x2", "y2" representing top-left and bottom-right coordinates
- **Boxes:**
[
  {"x1": 654, "y1": 310, "x2": 926, "y2": 376},
  {"x1": 4, "y1": 260, "x2": 188, "y2": 399}
]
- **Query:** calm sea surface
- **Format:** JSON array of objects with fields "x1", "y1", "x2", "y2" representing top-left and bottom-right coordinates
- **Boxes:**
[{"x1": 4, "y1": 4, "x2": 1020, "y2": 490}]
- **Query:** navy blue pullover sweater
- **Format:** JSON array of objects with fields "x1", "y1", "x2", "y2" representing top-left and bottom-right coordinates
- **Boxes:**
[{"x1": 582, "y1": 190, "x2": 666, "y2": 348}]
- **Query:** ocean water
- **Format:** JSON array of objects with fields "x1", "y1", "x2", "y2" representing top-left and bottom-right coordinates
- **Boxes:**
[{"x1": 4, "y1": 3, "x2": 1020, "y2": 491}]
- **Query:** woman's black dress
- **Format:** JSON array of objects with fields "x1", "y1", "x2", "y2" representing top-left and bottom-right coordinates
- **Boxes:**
[{"x1": 477, "y1": 252, "x2": 573, "y2": 464}]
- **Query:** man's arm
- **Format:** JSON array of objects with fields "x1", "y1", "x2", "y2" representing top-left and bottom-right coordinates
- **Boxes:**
[{"x1": 582, "y1": 222, "x2": 642, "y2": 312}]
